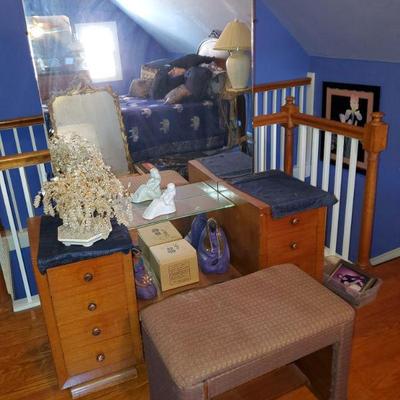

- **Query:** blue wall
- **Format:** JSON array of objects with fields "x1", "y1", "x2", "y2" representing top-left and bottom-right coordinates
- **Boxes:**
[
  {"x1": 311, "y1": 56, "x2": 400, "y2": 257},
  {"x1": 0, "y1": 0, "x2": 42, "y2": 120},
  {"x1": 254, "y1": 0, "x2": 310, "y2": 83},
  {"x1": 23, "y1": 0, "x2": 172, "y2": 95}
]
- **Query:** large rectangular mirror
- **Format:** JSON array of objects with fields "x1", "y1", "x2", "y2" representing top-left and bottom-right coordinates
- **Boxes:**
[{"x1": 22, "y1": 0, "x2": 254, "y2": 177}]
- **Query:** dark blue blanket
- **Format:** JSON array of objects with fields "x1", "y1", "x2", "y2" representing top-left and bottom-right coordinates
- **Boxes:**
[
  {"x1": 197, "y1": 149, "x2": 253, "y2": 179},
  {"x1": 37, "y1": 216, "x2": 132, "y2": 273},
  {"x1": 229, "y1": 170, "x2": 337, "y2": 218},
  {"x1": 120, "y1": 96, "x2": 227, "y2": 163}
]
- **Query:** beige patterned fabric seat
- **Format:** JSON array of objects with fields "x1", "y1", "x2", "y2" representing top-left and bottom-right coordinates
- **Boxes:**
[{"x1": 141, "y1": 264, "x2": 355, "y2": 400}]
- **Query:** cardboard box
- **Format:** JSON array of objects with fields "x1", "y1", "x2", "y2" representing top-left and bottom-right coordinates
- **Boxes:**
[
  {"x1": 138, "y1": 221, "x2": 182, "y2": 261},
  {"x1": 149, "y1": 239, "x2": 199, "y2": 292}
]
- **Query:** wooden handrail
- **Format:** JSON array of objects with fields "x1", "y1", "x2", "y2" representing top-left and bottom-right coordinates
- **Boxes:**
[
  {"x1": 253, "y1": 77, "x2": 312, "y2": 93},
  {"x1": 292, "y1": 113, "x2": 365, "y2": 140},
  {"x1": 253, "y1": 112, "x2": 287, "y2": 127},
  {"x1": 0, "y1": 115, "x2": 44, "y2": 130},
  {"x1": 0, "y1": 149, "x2": 50, "y2": 171}
]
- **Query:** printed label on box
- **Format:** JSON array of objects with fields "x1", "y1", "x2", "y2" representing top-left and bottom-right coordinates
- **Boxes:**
[{"x1": 168, "y1": 262, "x2": 192, "y2": 286}]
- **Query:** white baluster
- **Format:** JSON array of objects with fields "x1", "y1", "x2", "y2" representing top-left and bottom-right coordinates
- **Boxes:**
[
  {"x1": 262, "y1": 91, "x2": 269, "y2": 171},
  {"x1": 310, "y1": 128, "x2": 320, "y2": 186},
  {"x1": 0, "y1": 134, "x2": 22, "y2": 231},
  {"x1": 262, "y1": 91, "x2": 268, "y2": 115},
  {"x1": 253, "y1": 126, "x2": 261, "y2": 172},
  {"x1": 0, "y1": 171, "x2": 32, "y2": 302},
  {"x1": 271, "y1": 90, "x2": 278, "y2": 169},
  {"x1": 13, "y1": 128, "x2": 34, "y2": 218},
  {"x1": 254, "y1": 92, "x2": 259, "y2": 117},
  {"x1": 42, "y1": 123, "x2": 50, "y2": 147},
  {"x1": 342, "y1": 138, "x2": 359, "y2": 260},
  {"x1": 297, "y1": 125, "x2": 307, "y2": 181},
  {"x1": 29, "y1": 125, "x2": 47, "y2": 184},
  {"x1": 329, "y1": 134, "x2": 345, "y2": 254},
  {"x1": 299, "y1": 86, "x2": 305, "y2": 113},
  {"x1": 290, "y1": 86, "x2": 296, "y2": 101},
  {"x1": 322, "y1": 132, "x2": 332, "y2": 191},
  {"x1": 280, "y1": 88, "x2": 287, "y2": 171}
]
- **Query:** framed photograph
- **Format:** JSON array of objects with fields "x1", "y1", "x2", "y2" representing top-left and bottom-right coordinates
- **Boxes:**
[
  {"x1": 322, "y1": 82, "x2": 381, "y2": 172},
  {"x1": 329, "y1": 260, "x2": 376, "y2": 293}
]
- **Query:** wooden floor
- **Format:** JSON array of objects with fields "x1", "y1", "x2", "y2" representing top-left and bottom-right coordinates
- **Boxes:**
[{"x1": 0, "y1": 258, "x2": 399, "y2": 400}]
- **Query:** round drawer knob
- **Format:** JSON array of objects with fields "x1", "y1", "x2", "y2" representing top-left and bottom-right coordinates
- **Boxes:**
[
  {"x1": 83, "y1": 272, "x2": 93, "y2": 282},
  {"x1": 92, "y1": 327, "x2": 102, "y2": 336},
  {"x1": 88, "y1": 302, "x2": 97, "y2": 312},
  {"x1": 290, "y1": 217, "x2": 300, "y2": 225},
  {"x1": 96, "y1": 353, "x2": 105, "y2": 362},
  {"x1": 290, "y1": 242, "x2": 298, "y2": 250}
]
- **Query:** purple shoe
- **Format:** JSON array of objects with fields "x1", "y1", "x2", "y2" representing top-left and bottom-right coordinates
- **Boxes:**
[
  {"x1": 185, "y1": 213, "x2": 208, "y2": 249},
  {"x1": 132, "y1": 248, "x2": 157, "y2": 300},
  {"x1": 198, "y1": 218, "x2": 230, "y2": 274}
]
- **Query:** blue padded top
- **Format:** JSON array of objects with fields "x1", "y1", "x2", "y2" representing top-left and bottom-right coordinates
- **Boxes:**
[
  {"x1": 197, "y1": 149, "x2": 252, "y2": 179},
  {"x1": 229, "y1": 170, "x2": 337, "y2": 218},
  {"x1": 37, "y1": 216, "x2": 132, "y2": 273}
]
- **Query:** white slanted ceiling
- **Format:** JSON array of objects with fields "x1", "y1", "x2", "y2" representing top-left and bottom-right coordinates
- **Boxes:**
[
  {"x1": 112, "y1": 0, "x2": 252, "y2": 53},
  {"x1": 264, "y1": 0, "x2": 400, "y2": 63}
]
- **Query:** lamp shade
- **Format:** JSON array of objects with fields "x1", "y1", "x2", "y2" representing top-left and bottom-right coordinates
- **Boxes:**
[{"x1": 214, "y1": 19, "x2": 251, "y2": 51}]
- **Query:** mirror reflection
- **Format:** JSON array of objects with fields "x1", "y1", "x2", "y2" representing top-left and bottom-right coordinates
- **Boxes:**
[{"x1": 22, "y1": 0, "x2": 253, "y2": 176}]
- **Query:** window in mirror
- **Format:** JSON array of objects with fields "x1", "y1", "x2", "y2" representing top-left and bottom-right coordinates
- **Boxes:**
[
  {"x1": 26, "y1": 15, "x2": 82, "y2": 74},
  {"x1": 75, "y1": 21, "x2": 122, "y2": 83}
]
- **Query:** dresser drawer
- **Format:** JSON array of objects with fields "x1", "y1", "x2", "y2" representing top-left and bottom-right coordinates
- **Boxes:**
[
  {"x1": 266, "y1": 227, "x2": 316, "y2": 267},
  {"x1": 47, "y1": 252, "x2": 125, "y2": 295},
  {"x1": 52, "y1": 283, "x2": 127, "y2": 326},
  {"x1": 59, "y1": 311, "x2": 131, "y2": 353},
  {"x1": 266, "y1": 209, "x2": 318, "y2": 238},
  {"x1": 64, "y1": 334, "x2": 134, "y2": 376}
]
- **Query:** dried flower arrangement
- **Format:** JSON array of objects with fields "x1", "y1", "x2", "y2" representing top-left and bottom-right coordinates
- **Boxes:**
[{"x1": 34, "y1": 134, "x2": 133, "y2": 245}]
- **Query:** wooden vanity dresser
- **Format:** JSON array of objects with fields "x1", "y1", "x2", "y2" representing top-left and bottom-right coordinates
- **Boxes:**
[{"x1": 28, "y1": 217, "x2": 143, "y2": 398}]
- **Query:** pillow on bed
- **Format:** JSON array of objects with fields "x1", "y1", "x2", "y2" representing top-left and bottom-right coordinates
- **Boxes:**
[
  {"x1": 151, "y1": 69, "x2": 185, "y2": 99},
  {"x1": 170, "y1": 54, "x2": 215, "y2": 69},
  {"x1": 208, "y1": 70, "x2": 227, "y2": 98},
  {"x1": 128, "y1": 79, "x2": 153, "y2": 98},
  {"x1": 164, "y1": 84, "x2": 191, "y2": 104},
  {"x1": 184, "y1": 66, "x2": 213, "y2": 100}
]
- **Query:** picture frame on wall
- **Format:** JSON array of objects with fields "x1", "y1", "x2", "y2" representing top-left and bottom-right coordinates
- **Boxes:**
[{"x1": 322, "y1": 82, "x2": 381, "y2": 172}]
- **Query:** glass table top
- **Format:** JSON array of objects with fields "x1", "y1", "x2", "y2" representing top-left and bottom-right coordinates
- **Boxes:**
[{"x1": 128, "y1": 182, "x2": 235, "y2": 229}]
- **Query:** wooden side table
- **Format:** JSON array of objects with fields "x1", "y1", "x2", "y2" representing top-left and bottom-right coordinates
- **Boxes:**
[
  {"x1": 28, "y1": 217, "x2": 143, "y2": 398},
  {"x1": 223, "y1": 87, "x2": 251, "y2": 147}
]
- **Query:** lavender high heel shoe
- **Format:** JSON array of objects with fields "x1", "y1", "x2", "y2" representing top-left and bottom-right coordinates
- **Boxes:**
[
  {"x1": 197, "y1": 218, "x2": 230, "y2": 274},
  {"x1": 132, "y1": 248, "x2": 157, "y2": 300}
]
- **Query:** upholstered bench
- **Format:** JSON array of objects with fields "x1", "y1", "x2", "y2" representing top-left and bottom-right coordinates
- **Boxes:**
[{"x1": 141, "y1": 264, "x2": 355, "y2": 400}]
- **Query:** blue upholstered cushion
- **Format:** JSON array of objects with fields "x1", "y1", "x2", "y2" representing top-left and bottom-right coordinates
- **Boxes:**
[
  {"x1": 37, "y1": 216, "x2": 132, "y2": 273},
  {"x1": 230, "y1": 170, "x2": 337, "y2": 218}
]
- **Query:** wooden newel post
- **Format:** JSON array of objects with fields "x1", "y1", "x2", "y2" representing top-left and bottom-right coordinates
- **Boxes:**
[
  {"x1": 281, "y1": 96, "x2": 298, "y2": 176},
  {"x1": 358, "y1": 112, "x2": 388, "y2": 267}
]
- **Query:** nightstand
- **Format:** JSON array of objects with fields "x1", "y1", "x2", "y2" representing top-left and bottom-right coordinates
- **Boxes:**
[{"x1": 223, "y1": 87, "x2": 251, "y2": 147}]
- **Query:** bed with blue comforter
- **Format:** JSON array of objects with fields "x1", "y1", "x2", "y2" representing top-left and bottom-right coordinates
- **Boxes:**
[{"x1": 119, "y1": 96, "x2": 227, "y2": 163}]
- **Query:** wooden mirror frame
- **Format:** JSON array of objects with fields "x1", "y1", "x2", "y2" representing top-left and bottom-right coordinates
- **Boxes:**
[{"x1": 48, "y1": 84, "x2": 134, "y2": 174}]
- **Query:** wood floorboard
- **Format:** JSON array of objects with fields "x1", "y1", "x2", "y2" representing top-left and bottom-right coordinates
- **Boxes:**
[{"x1": 0, "y1": 258, "x2": 399, "y2": 399}]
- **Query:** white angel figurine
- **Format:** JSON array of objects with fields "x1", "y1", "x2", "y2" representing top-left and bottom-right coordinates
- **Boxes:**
[
  {"x1": 131, "y1": 168, "x2": 162, "y2": 203},
  {"x1": 142, "y1": 183, "x2": 176, "y2": 220}
]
